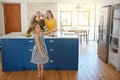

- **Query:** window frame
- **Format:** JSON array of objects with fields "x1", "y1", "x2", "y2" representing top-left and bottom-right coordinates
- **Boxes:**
[{"x1": 59, "y1": 11, "x2": 90, "y2": 27}]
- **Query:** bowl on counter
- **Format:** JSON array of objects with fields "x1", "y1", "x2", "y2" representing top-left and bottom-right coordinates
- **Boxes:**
[{"x1": 23, "y1": 33, "x2": 32, "y2": 37}]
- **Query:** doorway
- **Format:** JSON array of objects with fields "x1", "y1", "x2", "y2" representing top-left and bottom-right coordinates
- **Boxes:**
[{"x1": 3, "y1": 4, "x2": 21, "y2": 34}]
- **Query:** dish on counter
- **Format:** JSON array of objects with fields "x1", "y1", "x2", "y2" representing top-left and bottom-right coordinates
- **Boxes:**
[
  {"x1": 47, "y1": 34, "x2": 57, "y2": 37},
  {"x1": 23, "y1": 33, "x2": 32, "y2": 37}
]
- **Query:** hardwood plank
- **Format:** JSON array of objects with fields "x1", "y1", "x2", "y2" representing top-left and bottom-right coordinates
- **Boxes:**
[
  {"x1": 67, "y1": 70, "x2": 77, "y2": 80},
  {"x1": 12, "y1": 71, "x2": 27, "y2": 80},
  {"x1": 23, "y1": 70, "x2": 34, "y2": 80}
]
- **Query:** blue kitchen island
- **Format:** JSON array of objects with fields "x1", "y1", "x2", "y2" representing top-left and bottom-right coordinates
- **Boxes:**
[{"x1": 0, "y1": 32, "x2": 79, "y2": 71}]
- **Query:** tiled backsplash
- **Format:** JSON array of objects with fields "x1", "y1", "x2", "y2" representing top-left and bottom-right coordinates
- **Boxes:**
[{"x1": 27, "y1": 2, "x2": 57, "y2": 25}]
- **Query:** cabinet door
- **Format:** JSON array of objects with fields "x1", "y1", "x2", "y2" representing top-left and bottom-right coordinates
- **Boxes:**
[
  {"x1": 55, "y1": 38, "x2": 79, "y2": 70},
  {"x1": 1, "y1": 39, "x2": 23, "y2": 71},
  {"x1": 23, "y1": 39, "x2": 37, "y2": 70},
  {"x1": 44, "y1": 39, "x2": 59, "y2": 69},
  {"x1": 45, "y1": 38, "x2": 79, "y2": 70}
]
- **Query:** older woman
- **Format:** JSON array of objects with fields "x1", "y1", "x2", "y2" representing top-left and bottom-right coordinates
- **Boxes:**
[{"x1": 30, "y1": 11, "x2": 45, "y2": 32}]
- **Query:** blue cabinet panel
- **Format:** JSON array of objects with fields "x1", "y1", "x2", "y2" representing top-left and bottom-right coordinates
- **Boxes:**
[
  {"x1": 57, "y1": 39, "x2": 78, "y2": 70},
  {"x1": 22, "y1": 39, "x2": 37, "y2": 70},
  {"x1": 1, "y1": 38, "x2": 78, "y2": 71},
  {"x1": 45, "y1": 38, "x2": 78, "y2": 70},
  {"x1": 1, "y1": 39, "x2": 23, "y2": 71},
  {"x1": 0, "y1": 39, "x2": 1, "y2": 48},
  {"x1": 44, "y1": 39, "x2": 59, "y2": 69}
]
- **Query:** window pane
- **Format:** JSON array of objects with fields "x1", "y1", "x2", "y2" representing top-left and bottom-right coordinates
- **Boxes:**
[
  {"x1": 60, "y1": 4, "x2": 66, "y2": 11},
  {"x1": 78, "y1": 12, "x2": 89, "y2": 25},
  {"x1": 66, "y1": 4, "x2": 72, "y2": 11},
  {"x1": 60, "y1": 12, "x2": 72, "y2": 26},
  {"x1": 78, "y1": 12, "x2": 83, "y2": 25},
  {"x1": 72, "y1": 11, "x2": 78, "y2": 27}
]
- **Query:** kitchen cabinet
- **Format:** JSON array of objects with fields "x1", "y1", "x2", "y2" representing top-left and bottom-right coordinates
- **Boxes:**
[
  {"x1": 23, "y1": 39, "x2": 36, "y2": 70},
  {"x1": 45, "y1": 39, "x2": 59, "y2": 69},
  {"x1": 60, "y1": 39, "x2": 78, "y2": 70},
  {"x1": 0, "y1": 32, "x2": 79, "y2": 71},
  {"x1": 45, "y1": 38, "x2": 78, "y2": 70},
  {"x1": 1, "y1": 39, "x2": 23, "y2": 71},
  {"x1": 23, "y1": 38, "x2": 78, "y2": 70}
]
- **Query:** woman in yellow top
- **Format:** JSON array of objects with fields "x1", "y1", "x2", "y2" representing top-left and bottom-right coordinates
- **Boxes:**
[{"x1": 45, "y1": 10, "x2": 57, "y2": 34}]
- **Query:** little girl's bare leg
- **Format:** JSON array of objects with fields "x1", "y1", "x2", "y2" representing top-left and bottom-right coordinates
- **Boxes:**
[
  {"x1": 37, "y1": 64, "x2": 41, "y2": 78},
  {"x1": 41, "y1": 64, "x2": 44, "y2": 79}
]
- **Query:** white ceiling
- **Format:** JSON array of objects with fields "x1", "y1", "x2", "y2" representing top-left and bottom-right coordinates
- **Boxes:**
[{"x1": 0, "y1": 0, "x2": 119, "y2": 4}]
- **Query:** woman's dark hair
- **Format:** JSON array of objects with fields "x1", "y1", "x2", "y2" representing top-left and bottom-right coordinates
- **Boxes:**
[
  {"x1": 26, "y1": 23, "x2": 39, "y2": 34},
  {"x1": 46, "y1": 10, "x2": 54, "y2": 19}
]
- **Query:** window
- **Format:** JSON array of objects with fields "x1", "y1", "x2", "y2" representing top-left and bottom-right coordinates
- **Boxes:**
[
  {"x1": 58, "y1": 4, "x2": 102, "y2": 40},
  {"x1": 58, "y1": 4, "x2": 89, "y2": 27},
  {"x1": 78, "y1": 11, "x2": 89, "y2": 26},
  {"x1": 60, "y1": 11, "x2": 72, "y2": 26}
]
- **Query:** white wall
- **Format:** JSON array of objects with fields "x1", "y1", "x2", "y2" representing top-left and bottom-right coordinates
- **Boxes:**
[
  {"x1": 0, "y1": 0, "x2": 120, "y2": 35},
  {"x1": 21, "y1": 1, "x2": 28, "y2": 34},
  {"x1": 102, "y1": 0, "x2": 120, "y2": 5},
  {"x1": 0, "y1": 0, "x2": 105, "y2": 4},
  {"x1": 0, "y1": 2, "x2": 4, "y2": 36}
]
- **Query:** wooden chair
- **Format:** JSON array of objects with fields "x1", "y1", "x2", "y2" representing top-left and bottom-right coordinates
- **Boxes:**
[{"x1": 74, "y1": 29, "x2": 89, "y2": 45}]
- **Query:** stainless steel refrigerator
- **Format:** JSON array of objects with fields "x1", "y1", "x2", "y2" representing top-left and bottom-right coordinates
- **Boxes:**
[{"x1": 97, "y1": 5, "x2": 112, "y2": 63}]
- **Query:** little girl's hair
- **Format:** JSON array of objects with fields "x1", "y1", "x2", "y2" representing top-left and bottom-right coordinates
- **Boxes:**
[
  {"x1": 26, "y1": 27, "x2": 32, "y2": 34},
  {"x1": 26, "y1": 23, "x2": 39, "y2": 34}
]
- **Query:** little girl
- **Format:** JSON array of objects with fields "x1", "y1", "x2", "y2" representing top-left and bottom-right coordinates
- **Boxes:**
[{"x1": 28, "y1": 23, "x2": 49, "y2": 79}]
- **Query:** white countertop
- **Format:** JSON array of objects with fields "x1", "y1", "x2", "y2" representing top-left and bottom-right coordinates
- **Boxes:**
[{"x1": 0, "y1": 32, "x2": 79, "y2": 39}]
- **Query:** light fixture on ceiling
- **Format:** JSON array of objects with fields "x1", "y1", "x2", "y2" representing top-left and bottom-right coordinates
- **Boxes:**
[{"x1": 75, "y1": 4, "x2": 81, "y2": 9}]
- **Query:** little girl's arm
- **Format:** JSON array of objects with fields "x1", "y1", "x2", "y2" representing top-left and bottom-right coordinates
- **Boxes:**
[{"x1": 34, "y1": 34, "x2": 44, "y2": 60}]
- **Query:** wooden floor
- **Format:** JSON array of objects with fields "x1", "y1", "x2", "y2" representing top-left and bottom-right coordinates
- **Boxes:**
[{"x1": 0, "y1": 41, "x2": 120, "y2": 80}]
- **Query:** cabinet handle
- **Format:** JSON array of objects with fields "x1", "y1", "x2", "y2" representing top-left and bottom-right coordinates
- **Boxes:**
[
  {"x1": 29, "y1": 49, "x2": 33, "y2": 52},
  {"x1": 49, "y1": 40, "x2": 54, "y2": 42},
  {"x1": 49, "y1": 60, "x2": 54, "y2": 63},
  {"x1": 29, "y1": 40, "x2": 33, "y2": 43},
  {"x1": 50, "y1": 49, "x2": 54, "y2": 51}
]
